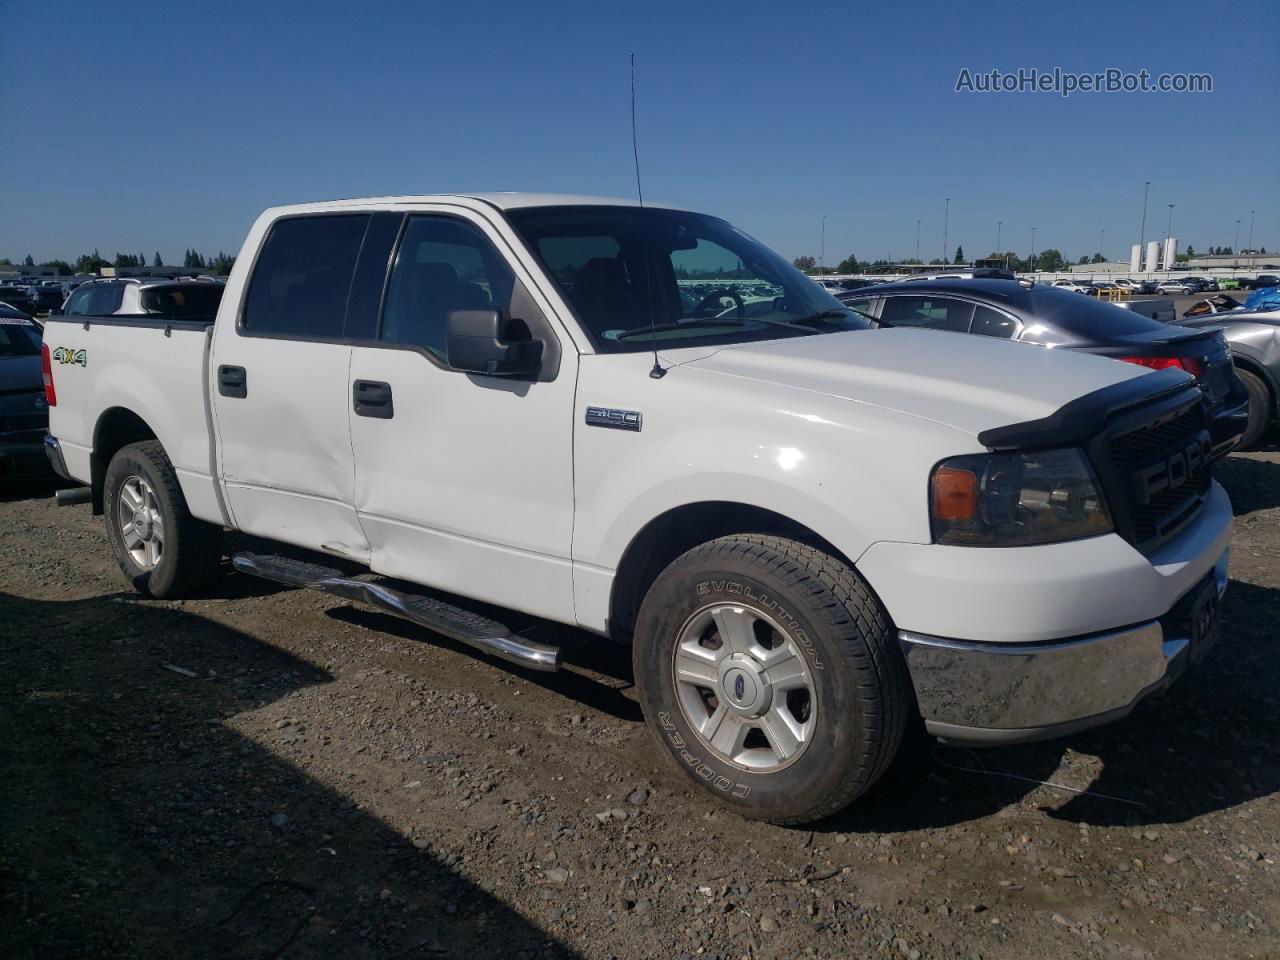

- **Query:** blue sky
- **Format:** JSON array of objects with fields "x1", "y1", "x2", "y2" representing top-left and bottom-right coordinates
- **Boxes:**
[{"x1": 1, "y1": 0, "x2": 1276, "y2": 266}]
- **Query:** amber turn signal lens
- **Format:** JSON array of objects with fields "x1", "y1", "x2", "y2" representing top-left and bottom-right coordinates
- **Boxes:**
[{"x1": 933, "y1": 466, "x2": 977, "y2": 521}]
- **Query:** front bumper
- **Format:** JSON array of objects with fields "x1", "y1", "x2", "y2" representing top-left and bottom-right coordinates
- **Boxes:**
[{"x1": 899, "y1": 549, "x2": 1228, "y2": 745}]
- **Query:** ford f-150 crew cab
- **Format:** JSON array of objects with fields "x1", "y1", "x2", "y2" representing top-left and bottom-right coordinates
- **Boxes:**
[{"x1": 42, "y1": 194, "x2": 1232, "y2": 824}]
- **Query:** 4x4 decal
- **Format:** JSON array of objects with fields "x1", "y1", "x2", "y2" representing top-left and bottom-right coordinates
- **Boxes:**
[{"x1": 51, "y1": 347, "x2": 87, "y2": 367}]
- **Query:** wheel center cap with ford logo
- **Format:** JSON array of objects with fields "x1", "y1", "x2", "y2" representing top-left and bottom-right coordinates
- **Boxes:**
[{"x1": 718, "y1": 656, "x2": 771, "y2": 717}]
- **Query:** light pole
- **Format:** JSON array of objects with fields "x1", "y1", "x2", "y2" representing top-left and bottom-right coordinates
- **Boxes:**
[
  {"x1": 1139, "y1": 181, "x2": 1150, "y2": 260},
  {"x1": 996, "y1": 220, "x2": 1003, "y2": 253},
  {"x1": 1234, "y1": 219, "x2": 1241, "y2": 269},
  {"x1": 1248, "y1": 209, "x2": 1255, "y2": 255},
  {"x1": 1099, "y1": 228, "x2": 1106, "y2": 260},
  {"x1": 915, "y1": 218, "x2": 922, "y2": 262},
  {"x1": 1030, "y1": 226, "x2": 1037, "y2": 273},
  {"x1": 943, "y1": 198, "x2": 950, "y2": 264},
  {"x1": 820, "y1": 215, "x2": 826, "y2": 275}
]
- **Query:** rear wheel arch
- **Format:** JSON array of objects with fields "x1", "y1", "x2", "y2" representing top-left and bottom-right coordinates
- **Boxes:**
[
  {"x1": 608, "y1": 501, "x2": 861, "y2": 643},
  {"x1": 1232, "y1": 355, "x2": 1278, "y2": 418},
  {"x1": 91, "y1": 407, "x2": 158, "y2": 514}
]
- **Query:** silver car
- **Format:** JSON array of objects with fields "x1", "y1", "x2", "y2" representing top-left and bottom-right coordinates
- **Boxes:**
[{"x1": 1175, "y1": 297, "x2": 1280, "y2": 447}]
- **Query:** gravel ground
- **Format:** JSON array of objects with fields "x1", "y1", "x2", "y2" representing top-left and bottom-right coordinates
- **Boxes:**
[{"x1": 1, "y1": 447, "x2": 1277, "y2": 960}]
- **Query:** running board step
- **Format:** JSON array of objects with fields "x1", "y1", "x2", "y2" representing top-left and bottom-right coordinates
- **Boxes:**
[{"x1": 230, "y1": 552, "x2": 561, "y2": 671}]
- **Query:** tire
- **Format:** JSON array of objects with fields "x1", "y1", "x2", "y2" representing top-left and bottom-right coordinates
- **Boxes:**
[
  {"x1": 633, "y1": 534, "x2": 910, "y2": 825},
  {"x1": 103, "y1": 440, "x2": 222, "y2": 598},
  {"x1": 1236, "y1": 367, "x2": 1273, "y2": 450}
]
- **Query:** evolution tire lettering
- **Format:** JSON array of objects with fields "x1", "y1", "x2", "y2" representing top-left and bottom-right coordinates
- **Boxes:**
[
  {"x1": 694, "y1": 580, "x2": 825, "y2": 670},
  {"x1": 657, "y1": 711, "x2": 750, "y2": 799}
]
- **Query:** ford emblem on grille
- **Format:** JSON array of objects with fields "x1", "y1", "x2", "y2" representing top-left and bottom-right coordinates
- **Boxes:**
[{"x1": 1133, "y1": 429, "x2": 1211, "y2": 506}]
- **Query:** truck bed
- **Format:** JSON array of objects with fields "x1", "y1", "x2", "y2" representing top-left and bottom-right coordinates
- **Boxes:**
[{"x1": 43, "y1": 315, "x2": 226, "y2": 525}]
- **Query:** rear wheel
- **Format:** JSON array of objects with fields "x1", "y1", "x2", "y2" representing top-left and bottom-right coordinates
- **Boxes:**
[
  {"x1": 633, "y1": 534, "x2": 910, "y2": 824},
  {"x1": 104, "y1": 440, "x2": 222, "y2": 598},
  {"x1": 1236, "y1": 367, "x2": 1273, "y2": 450}
]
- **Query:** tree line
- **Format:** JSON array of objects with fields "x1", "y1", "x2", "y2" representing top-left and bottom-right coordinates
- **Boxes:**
[
  {"x1": 0, "y1": 249, "x2": 236, "y2": 276},
  {"x1": 793, "y1": 242, "x2": 1270, "y2": 275}
]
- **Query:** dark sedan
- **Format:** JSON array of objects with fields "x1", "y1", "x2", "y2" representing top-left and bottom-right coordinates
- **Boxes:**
[
  {"x1": 0, "y1": 304, "x2": 49, "y2": 480},
  {"x1": 837, "y1": 278, "x2": 1249, "y2": 457}
]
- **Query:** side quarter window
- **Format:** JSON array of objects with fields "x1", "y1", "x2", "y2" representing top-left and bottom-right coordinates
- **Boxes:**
[
  {"x1": 971, "y1": 304, "x2": 1019, "y2": 338},
  {"x1": 879, "y1": 295, "x2": 974, "y2": 332},
  {"x1": 380, "y1": 216, "x2": 516, "y2": 359}
]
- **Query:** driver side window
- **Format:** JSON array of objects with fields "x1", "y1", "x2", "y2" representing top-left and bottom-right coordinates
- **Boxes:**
[{"x1": 380, "y1": 216, "x2": 515, "y2": 359}]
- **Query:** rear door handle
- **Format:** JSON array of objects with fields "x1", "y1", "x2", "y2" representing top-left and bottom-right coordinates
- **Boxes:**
[
  {"x1": 218, "y1": 365, "x2": 247, "y2": 398},
  {"x1": 353, "y1": 379, "x2": 394, "y2": 419}
]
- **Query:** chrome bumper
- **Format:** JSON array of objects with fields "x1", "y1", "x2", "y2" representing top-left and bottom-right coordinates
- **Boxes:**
[
  {"x1": 900, "y1": 549, "x2": 1228, "y2": 746},
  {"x1": 43, "y1": 434, "x2": 73, "y2": 481}
]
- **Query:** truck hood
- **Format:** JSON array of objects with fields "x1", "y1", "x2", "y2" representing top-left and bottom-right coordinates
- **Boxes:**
[{"x1": 678, "y1": 329, "x2": 1152, "y2": 439}]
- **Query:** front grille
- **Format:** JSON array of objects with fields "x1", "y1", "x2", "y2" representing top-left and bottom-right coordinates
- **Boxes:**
[{"x1": 1105, "y1": 402, "x2": 1211, "y2": 547}]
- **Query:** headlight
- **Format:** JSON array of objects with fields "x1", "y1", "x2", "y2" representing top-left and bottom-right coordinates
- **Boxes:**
[{"x1": 930, "y1": 448, "x2": 1112, "y2": 546}]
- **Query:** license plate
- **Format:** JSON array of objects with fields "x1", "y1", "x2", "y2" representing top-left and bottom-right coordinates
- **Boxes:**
[{"x1": 1188, "y1": 582, "x2": 1221, "y2": 665}]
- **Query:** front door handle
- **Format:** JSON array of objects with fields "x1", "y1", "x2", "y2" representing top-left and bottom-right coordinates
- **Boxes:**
[
  {"x1": 353, "y1": 379, "x2": 394, "y2": 419},
  {"x1": 218, "y1": 365, "x2": 247, "y2": 398}
]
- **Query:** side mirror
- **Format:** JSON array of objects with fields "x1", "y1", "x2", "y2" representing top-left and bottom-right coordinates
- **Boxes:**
[
  {"x1": 49, "y1": 305, "x2": 63, "y2": 316},
  {"x1": 446, "y1": 309, "x2": 542, "y2": 378}
]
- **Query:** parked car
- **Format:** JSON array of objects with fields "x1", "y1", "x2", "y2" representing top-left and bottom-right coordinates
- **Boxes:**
[
  {"x1": 839, "y1": 278, "x2": 1247, "y2": 457},
  {"x1": 44, "y1": 194, "x2": 1232, "y2": 824},
  {"x1": 1173, "y1": 285, "x2": 1280, "y2": 448},
  {"x1": 1157, "y1": 278, "x2": 1198, "y2": 295},
  {"x1": 1239, "y1": 274, "x2": 1280, "y2": 291},
  {"x1": 56, "y1": 278, "x2": 224, "y2": 321},
  {"x1": 26, "y1": 283, "x2": 65, "y2": 315},
  {"x1": 1051, "y1": 279, "x2": 1092, "y2": 294},
  {"x1": 1182, "y1": 276, "x2": 1219, "y2": 292},
  {"x1": 0, "y1": 304, "x2": 49, "y2": 481},
  {"x1": 1113, "y1": 278, "x2": 1153, "y2": 295},
  {"x1": 0, "y1": 283, "x2": 36, "y2": 315}
]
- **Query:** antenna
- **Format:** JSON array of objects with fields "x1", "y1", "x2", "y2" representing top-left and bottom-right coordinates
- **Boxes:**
[
  {"x1": 630, "y1": 53, "x2": 644, "y2": 207},
  {"x1": 631, "y1": 53, "x2": 664, "y2": 379}
]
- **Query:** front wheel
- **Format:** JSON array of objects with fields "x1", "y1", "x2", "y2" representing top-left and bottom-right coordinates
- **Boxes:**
[
  {"x1": 633, "y1": 534, "x2": 910, "y2": 825},
  {"x1": 103, "y1": 440, "x2": 222, "y2": 598}
]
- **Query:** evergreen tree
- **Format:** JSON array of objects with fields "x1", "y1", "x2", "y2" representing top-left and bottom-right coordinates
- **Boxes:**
[
  {"x1": 153, "y1": 251, "x2": 163, "y2": 267},
  {"x1": 23, "y1": 254, "x2": 34, "y2": 266},
  {"x1": 953, "y1": 245, "x2": 964, "y2": 264}
]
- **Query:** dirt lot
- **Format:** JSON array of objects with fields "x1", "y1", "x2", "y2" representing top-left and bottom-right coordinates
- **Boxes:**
[{"x1": 2, "y1": 449, "x2": 1277, "y2": 960}]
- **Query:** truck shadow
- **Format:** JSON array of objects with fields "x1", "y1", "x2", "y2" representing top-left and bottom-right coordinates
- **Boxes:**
[
  {"x1": 1215, "y1": 452, "x2": 1280, "y2": 516},
  {"x1": 824, "y1": 579, "x2": 1280, "y2": 833},
  {"x1": 0, "y1": 590, "x2": 581, "y2": 960}
]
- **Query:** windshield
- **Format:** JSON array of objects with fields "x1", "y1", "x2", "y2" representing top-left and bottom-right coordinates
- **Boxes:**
[
  {"x1": 0, "y1": 317, "x2": 40, "y2": 356},
  {"x1": 506, "y1": 205, "x2": 869, "y2": 353}
]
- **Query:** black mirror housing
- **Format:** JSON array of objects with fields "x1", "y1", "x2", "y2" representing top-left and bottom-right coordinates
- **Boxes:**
[{"x1": 446, "y1": 309, "x2": 542, "y2": 378}]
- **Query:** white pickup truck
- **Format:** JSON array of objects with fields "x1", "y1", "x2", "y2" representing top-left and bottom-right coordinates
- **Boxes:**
[{"x1": 43, "y1": 194, "x2": 1231, "y2": 824}]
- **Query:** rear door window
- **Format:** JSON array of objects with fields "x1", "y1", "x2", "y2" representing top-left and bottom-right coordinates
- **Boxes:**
[
  {"x1": 241, "y1": 215, "x2": 369, "y2": 338},
  {"x1": 879, "y1": 296, "x2": 974, "y2": 332}
]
